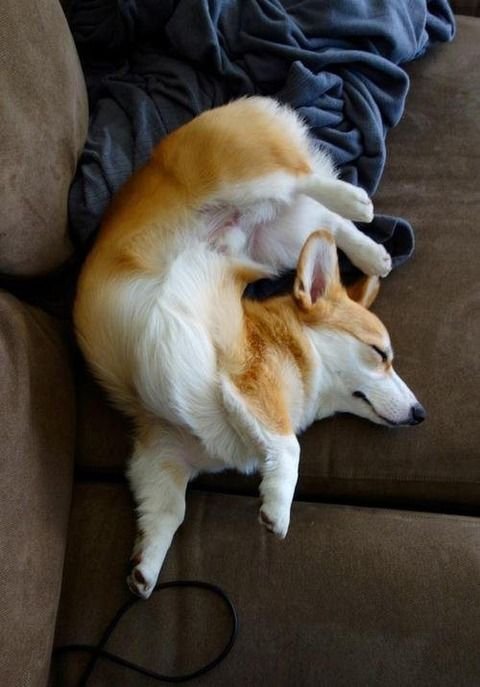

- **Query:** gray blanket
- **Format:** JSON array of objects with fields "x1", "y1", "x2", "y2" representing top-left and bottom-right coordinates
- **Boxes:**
[{"x1": 68, "y1": 0, "x2": 455, "y2": 287}]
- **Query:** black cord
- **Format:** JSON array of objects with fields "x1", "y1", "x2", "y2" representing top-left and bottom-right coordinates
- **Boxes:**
[{"x1": 53, "y1": 580, "x2": 239, "y2": 686}]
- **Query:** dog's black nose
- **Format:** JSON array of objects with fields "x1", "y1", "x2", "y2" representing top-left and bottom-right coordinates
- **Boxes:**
[{"x1": 409, "y1": 403, "x2": 426, "y2": 425}]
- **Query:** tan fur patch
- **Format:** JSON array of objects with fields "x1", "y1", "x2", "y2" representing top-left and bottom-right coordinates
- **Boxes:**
[
  {"x1": 76, "y1": 98, "x2": 314, "y2": 293},
  {"x1": 346, "y1": 275, "x2": 380, "y2": 309},
  {"x1": 225, "y1": 297, "x2": 313, "y2": 435},
  {"x1": 299, "y1": 288, "x2": 389, "y2": 350},
  {"x1": 157, "y1": 99, "x2": 313, "y2": 195}
]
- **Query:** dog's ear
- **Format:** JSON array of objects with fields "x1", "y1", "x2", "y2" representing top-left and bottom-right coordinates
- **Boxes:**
[
  {"x1": 294, "y1": 230, "x2": 339, "y2": 310},
  {"x1": 346, "y1": 275, "x2": 380, "y2": 309}
]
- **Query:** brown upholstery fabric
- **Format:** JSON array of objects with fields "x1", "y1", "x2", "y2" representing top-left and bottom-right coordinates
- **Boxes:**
[
  {"x1": 54, "y1": 485, "x2": 480, "y2": 686},
  {"x1": 75, "y1": 366, "x2": 132, "y2": 474},
  {"x1": 0, "y1": 0, "x2": 88, "y2": 277},
  {"x1": 0, "y1": 292, "x2": 76, "y2": 687},
  {"x1": 450, "y1": 0, "x2": 480, "y2": 15},
  {"x1": 75, "y1": 19, "x2": 480, "y2": 509},
  {"x1": 294, "y1": 16, "x2": 480, "y2": 503}
]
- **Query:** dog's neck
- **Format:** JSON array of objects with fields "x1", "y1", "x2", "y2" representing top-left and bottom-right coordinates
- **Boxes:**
[{"x1": 238, "y1": 294, "x2": 341, "y2": 433}]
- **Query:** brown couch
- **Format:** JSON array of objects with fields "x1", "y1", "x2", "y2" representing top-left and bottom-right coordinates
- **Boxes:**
[{"x1": 1, "y1": 1, "x2": 479, "y2": 685}]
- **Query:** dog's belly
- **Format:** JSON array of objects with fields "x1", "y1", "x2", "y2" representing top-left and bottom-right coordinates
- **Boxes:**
[{"x1": 190, "y1": 445, "x2": 260, "y2": 477}]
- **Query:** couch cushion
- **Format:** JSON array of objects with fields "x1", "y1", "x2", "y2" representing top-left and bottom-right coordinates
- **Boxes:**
[
  {"x1": 202, "y1": 15, "x2": 480, "y2": 507},
  {"x1": 53, "y1": 485, "x2": 480, "y2": 686},
  {"x1": 75, "y1": 364, "x2": 132, "y2": 475},
  {"x1": 0, "y1": 0, "x2": 88, "y2": 276},
  {"x1": 451, "y1": 0, "x2": 480, "y2": 16},
  {"x1": 293, "y1": 15, "x2": 480, "y2": 504},
  {"x1": 75, "y1": 18, "x2": 480, "y2": 509},
  {"x1": 0, "y1": 292, "x2": 76, "y2": 687}
]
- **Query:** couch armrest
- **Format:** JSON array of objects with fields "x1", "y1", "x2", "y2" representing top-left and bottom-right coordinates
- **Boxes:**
[
  {"x1": 0, "y1": 0, "x2": 87, "y2": 278},
  {"x1": 0, "y1": 292, "x2": 76, "y2": 687}
]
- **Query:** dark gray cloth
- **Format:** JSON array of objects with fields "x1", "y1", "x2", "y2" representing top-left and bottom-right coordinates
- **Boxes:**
[{"x1": 68, "y1": 0, "x2": 454, "y2": 281}]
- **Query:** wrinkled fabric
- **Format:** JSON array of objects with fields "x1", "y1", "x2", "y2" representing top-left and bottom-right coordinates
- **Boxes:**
[{"x1": 68, "y1": 0, "x2": 454, "y2": 281}]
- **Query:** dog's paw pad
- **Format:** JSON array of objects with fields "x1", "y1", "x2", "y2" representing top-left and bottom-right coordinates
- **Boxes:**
[
  {"x1": 259, "y1": 509, "x2": 276, "y2": 531},
  {"x1": 378, "y1": 249, "x2": 393, "y2": 278},
  {"x1": 355, "y1": 243, "x2": 392, "y2": 278},
  {"x1": 259, "y1": 505, "x2": 290, "y2": 539},
  {"x1": 339, "y1": 186, "x2": 374, "y2": 223},
  {"x1": 371, "y1": 245, "x2": 392, "y2": 278},
  {"x1": 358, "y1": 197, "x2": 374, "y2": 223},
  {"x1": 127, "y1": 565, "x2": 155, "y2": 599}
]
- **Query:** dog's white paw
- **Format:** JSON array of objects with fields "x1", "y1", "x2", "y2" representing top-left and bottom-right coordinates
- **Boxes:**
[
  {"x1": 354, "y1": 242, "x2": 392, "y2": 278},
  {"x1": 333, "y1": 185, "x2": 374, "y2": 223},
  {"x1": 127, "y1": 557, "x2": 158, "y2": 600},
  {"x1": 259, "y1": 503, "x2": 290, "y2": 539},
  {"x1": 347, "y1": 186, "x2": 374, "y2": 223}
]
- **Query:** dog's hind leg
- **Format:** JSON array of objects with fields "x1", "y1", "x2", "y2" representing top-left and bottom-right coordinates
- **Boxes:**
[
  {"x1": 300, "y1": 175, "x2": 374, "y2": 224},
  {"x1": 247, "y1": 195, "x2": 391, "y2": 278},
  {"x1": 331, "y1": 212, "x2": 392, "y2": 277},
  {"x1": 126, "y1": 423, "x2": 193, "y2": 599},
  {"x1": 289, "y1": 200, "x2": 392, "y2": 277}
]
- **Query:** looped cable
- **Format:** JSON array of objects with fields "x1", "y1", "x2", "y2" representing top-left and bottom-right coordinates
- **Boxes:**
[{"x1": 53, "y1": 580, "x2": 239, "y2": 686}]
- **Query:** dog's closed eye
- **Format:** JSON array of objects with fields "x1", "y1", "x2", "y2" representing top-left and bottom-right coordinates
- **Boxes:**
[
  {"x1": 370, "y1": 344, "x2": 394, "y2": 365},
  {"x1": 371, "y1": 344, "x2": 388, "y2": 362}
]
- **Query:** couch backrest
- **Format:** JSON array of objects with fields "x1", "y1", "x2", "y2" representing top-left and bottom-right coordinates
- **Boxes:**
[{"x1": 0, "y1": 0, "x2": 88, "y2": 277}]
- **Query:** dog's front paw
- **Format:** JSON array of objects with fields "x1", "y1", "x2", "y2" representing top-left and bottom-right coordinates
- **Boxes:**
[
  {"x1": 259, "y1": 503, "x2": 290, "y2": 539},
  {"x1": 354, "y1": 242, "x2": 392, "y2": 278},
  {"x1": 127, "y1": 558, "x2": 158, "y2": 600}
]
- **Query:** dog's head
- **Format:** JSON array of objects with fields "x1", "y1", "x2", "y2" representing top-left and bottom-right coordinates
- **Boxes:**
[{"x1": 294, "y1": 230, "x2": 425, "y2": 427}]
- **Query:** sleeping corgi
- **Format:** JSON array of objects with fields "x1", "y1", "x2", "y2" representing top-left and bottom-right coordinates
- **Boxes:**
[{"x1": 74, "y1": 97, "x2": 425, "y2": 599}]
